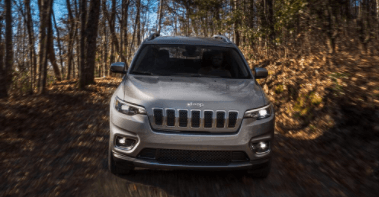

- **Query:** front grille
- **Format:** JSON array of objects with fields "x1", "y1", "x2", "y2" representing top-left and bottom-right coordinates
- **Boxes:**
[
  {"x1": 137, "y1": 148, "x2": 248, "y2": 165},
  {"x1": 204, "y1": 111, "x2": 213, "y2": 128},
  {"x1": 191, "y1": 111, "x2": 200, "y2": 127},
  {"x1": 179, "y1": 110, "x2": 188, "y2": 127},
  {"x1": 152, "y1": 109, "x2": 239, "y2": 130},
  {"x1": 216, "y1": 111, "x2": 225, "y2": 128},
  {"x1": 153, "y1": 109, "x2": 163, "y2": 125},
  {"x1": 228, "y1": 112, "x2": 238, "y2": 128},
  {"x1": 166, "y1": 109, "x2": 175, "y2": 126}
]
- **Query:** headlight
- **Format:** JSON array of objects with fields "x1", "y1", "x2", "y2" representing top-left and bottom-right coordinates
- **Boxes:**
[
  {"x1": 114, "y1": 96, "x2": 146, "y2": 115},
  {"x1": 244, "y1": 104, "x2": 272, "y2": 119}
]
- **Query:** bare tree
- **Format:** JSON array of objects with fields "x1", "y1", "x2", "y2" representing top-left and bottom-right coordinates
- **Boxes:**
[
  {"x1": 102, "y1": 0, "x2": 126, "y2": 63},
  {"x1": 123, "y1": 0, "x2": 130, "y2": 62},
  {"x1": 136, "y1": 0, "x2": 141, "y2": 45},
  {"x1": 37, "y1": 0, "x2": 54, "y2": 94},
  {"x1": 53, "y1": 11, "x2": 65, "y2": 78},
  {"x1": 48, "y1": 15, "x2": 62, "y2": 81},
  {"x1": 79, "y1": 0, "x2": 87, "y2": 89},
  {"x1": 233, "y1": 0, "x2": 240, "y2": 46},
  {"x1": 157, "y1": 0, "x2": 164, "y2": 33},
  {"x1": 0, "y1": 0, "x2": 13, "y2": 98},
  {"x1": 66, "y1": 0, "x2": 76, "y2": 80},
  {"x1": 85, "y1": 0, "x2": 101, "y2": 84}
]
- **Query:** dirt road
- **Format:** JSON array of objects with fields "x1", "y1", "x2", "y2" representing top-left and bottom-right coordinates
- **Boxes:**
[{"x1": 1, "y1": 78, "x2": 378, "y2": 197}]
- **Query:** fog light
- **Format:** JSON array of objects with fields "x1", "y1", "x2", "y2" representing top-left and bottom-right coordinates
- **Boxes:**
[
  {"x1": 115, "y1": 136, "x2": 136, "y2": 150},
  {"x1": 251, "y1": 141, "x2": 270, "y2": 154}
]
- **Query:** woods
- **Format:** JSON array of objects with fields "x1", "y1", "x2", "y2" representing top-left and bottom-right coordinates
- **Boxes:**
[
  {"x1": 1, "y1": 1, "x2": 379, "y2": 196},
  {"x1": 0, "y1": 0, "x2": 378, "y2": 96}
]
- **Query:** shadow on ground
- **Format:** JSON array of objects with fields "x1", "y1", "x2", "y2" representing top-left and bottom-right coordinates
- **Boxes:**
[{"x1": 1, "y1": 77, "x2": 378, "y2": 197}]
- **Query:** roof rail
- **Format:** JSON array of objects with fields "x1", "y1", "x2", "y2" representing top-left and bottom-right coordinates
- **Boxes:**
[
  {"x1": 212, "y1": 35, "x2": 232, "y2": 43},
  {"x1": 146, "y1": 32, "x2": 160, "y2": 41}
]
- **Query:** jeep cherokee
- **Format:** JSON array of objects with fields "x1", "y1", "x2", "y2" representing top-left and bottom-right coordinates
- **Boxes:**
[{"x1": 108, "y1": 33, "x2": 274, "y2": 178}]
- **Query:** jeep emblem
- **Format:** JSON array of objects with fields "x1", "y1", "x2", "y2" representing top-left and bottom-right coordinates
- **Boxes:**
[{"x1": 187, "y1": 102, "x2": 204, "y2": 108}]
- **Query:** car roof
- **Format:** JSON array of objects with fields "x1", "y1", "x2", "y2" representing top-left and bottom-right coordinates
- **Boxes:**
[{"x1": 142, "y1": 36, "x2": 236, "y2": 47}]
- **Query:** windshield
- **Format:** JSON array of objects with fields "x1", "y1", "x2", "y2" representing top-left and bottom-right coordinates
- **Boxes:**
[{"x1": 130, "y1": 45, "x2": 251, "y2": 79}]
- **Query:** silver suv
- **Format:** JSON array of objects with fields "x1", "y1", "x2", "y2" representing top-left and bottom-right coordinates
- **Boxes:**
[{"x1": 108, "y1": 34, "x2": 274, "y2": 178}]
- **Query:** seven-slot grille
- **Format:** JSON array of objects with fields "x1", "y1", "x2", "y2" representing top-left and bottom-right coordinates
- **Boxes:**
[{"x1": 152, "y1": 109, "x2": 238, "y2": 128}]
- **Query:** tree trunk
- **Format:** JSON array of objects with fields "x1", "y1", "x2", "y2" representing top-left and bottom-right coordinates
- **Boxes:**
[
  {"x1": 234, "y1": 0, "x2": 240, "y2": 46},
  {"x1": 75, "y1": 27, "x2": 79, "y2": 79},
  {"x1": 0, "y1": 16, "x2": 4, "y2": 97},
  {"x1": 0, "y1": 0, "x2": 12, "y2": 98},
  {"x1": 110, "y1": 0, "x2": 116, "y2": 62},
  {"x1": 102, "y1": 4, "x2": 108, "y2": 77},
  {"x1": 66, "y1": 0, "x2": 75, "y2": 80},
  {"x1": 129, "y1": 3, "x2": 138, "y2": 59},
  {"x1": 38, "y1": 0, "x2": 54, "y2": 94},
  {"x1": 267, "y1": 0, "x2": 275, "y2": 45},
  {"x1": 249, "y1": 0, "x2": 255, "y2": 48},
  {"x1": 377, "y1": 0, "x2": 379, "y2": 39},
  {"x1": 48, "y1": 16, "x2": 62, "y2": 81},
  {"x1": 25, "y1": 0, "x2": 37, "y2": 91},
  {"x1": 324, "y1": 0, "x2": 335, "y2": 54},
  {"x1": 79, "y1": 0, "x2": 87, "y2": 89},
  {"x1": 136, "y1": 0, "x2": 141, "y2": 46},
  {"x1": 53, "y1": 11, "x2": 65, "y2": 78},
  {"x1": 357, "y1": 0, "x2": 370, "y2": 55},
  {"x1": 102, "y1": 0, "x2": 126, "y2": 63},
  {"x1": 157, "y1": 0, "x2": 164, "y2": 33},
  {"x1": 85, "y1": 0, "x2": 101, "y2": 84},
  {"x1": 123, "y1": 0, "x2": 130, "y2": 62}
]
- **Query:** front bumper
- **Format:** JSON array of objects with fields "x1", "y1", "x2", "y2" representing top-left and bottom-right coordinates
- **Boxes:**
[
  {"x1": 113, "y1": 151, "x2": 270, "y2": 170},
  {"x1": 109, "y1": 106, "x2": 275, "y2": 170}
]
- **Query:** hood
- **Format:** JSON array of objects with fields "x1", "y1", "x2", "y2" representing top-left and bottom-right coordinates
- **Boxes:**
[
  {"x1": 122, "y1": 75, "x2": 265, "y2": 111},
  {"x1": 121, "y1": 75, "x2": 265, "y2": 114}
]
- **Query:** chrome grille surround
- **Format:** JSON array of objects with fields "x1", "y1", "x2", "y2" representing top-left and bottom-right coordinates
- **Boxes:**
[{"x1": 150, "y1": 108, "x2": 241, "y2": 133}]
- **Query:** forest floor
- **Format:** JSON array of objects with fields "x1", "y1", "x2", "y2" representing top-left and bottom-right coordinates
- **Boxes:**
[{"x1": 1, "y1": 52, "x2": 379, "y2": 197}]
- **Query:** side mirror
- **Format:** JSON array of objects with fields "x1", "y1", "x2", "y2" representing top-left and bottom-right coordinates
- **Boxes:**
[
  {"x1": 254, "y1": 67, "x2": 268, "y2": 79},
  {"x1": 110, "y1": 62, "x2": 127, "y2": 74}
]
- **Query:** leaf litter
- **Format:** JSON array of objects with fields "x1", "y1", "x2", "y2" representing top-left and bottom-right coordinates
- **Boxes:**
[{"x1": 1, "y1": 56, "x2": 379, "y2": 197}]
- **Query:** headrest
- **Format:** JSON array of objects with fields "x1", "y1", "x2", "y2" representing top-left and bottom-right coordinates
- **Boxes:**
[{"x1": 156, "y1": 50, "x2": 169, "y2": 58}]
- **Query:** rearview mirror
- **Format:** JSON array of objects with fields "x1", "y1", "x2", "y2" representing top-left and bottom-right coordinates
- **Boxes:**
[
  {"x1": 254, "y1": 67, "x2": 268, "y2": 79},
  {"x1": 110, "y1": 62, "x2": 127, "y2": 74}
]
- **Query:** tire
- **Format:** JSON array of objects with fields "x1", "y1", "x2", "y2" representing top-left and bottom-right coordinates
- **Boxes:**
[
  {"x1": 248, "y1": 159, "x2": 271, "y2": 179},
  {"x1": 109, "y1": 152, "x2": 132, "y2": 175}
]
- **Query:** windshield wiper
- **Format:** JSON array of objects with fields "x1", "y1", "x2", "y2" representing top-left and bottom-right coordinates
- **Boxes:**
[
  {"x1": 188, "y1": 74, "x2": 225, "y2": 78},
  {"x1": 131, "y1": 71, "x2": 155, "y2": 75},
  {"x1": 162, "y1": 73, "x2": 207, "y2": 77}
]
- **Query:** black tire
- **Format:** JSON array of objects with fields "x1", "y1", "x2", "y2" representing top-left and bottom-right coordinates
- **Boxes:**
[
  {"x1": 248, "y1": 160, "x2": 271, "y2": 179},
  {"x1": 109, "y1": 152, "x2": 132, "y2": 175}
]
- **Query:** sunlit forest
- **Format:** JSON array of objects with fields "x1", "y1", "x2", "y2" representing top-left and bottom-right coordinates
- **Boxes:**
[{"x1": 1, "y1": 0, "x2": 379, "y2": 196}]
